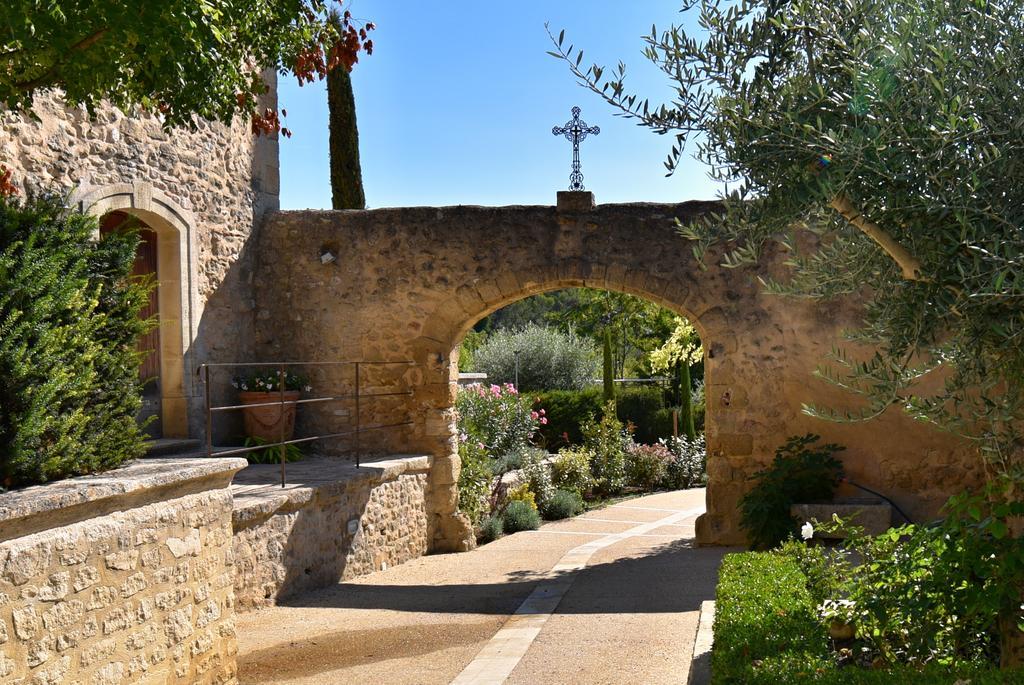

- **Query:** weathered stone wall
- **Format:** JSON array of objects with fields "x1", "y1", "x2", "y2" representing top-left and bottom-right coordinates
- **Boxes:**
[
  {"x1": 253, "y1": 197, "x2": 982, "y2": 547},
  {"x1": 0, "y1": 458, "x2": 247, "y2": 684},
  {"x1": 0, "y1": 83, "x2": 279, "y2": 439},
  {"x1": 231, "y1": 457, "x2": 430, "y2": 611}
]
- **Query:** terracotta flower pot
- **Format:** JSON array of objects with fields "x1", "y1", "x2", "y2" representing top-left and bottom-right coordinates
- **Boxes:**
[{"x1": 238, "y1": 391, "x2": 301, "y2": 443}]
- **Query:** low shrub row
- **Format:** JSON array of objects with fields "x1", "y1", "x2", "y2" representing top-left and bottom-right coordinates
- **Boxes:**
[{"x1": 713, "y1": 551, "x2": 1023, "y2": 684}]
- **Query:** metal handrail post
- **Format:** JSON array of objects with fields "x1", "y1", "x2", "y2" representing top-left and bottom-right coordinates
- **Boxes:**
[
  {"x1": 354, "y1": 362, "x2": 361, "y2": 468},
  {"x1": 279, "y1": 363, "x2": 286, "y2": 488},
  {"x1": 204, "y1": 365, "x2": 212, "y2": 458}
]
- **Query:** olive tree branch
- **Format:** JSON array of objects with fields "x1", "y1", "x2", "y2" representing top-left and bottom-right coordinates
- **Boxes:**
[{"x1": 829, "y1": 194, "x2": 925, "y2": 282}]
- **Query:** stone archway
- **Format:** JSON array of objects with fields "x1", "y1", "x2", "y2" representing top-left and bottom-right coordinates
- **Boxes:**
[
  {"x1": 74, "y1": 181, "x2": 198, "y2": 439},
  {"x1": 253, "y1": 195, "x2": 981, "y2": 550}
]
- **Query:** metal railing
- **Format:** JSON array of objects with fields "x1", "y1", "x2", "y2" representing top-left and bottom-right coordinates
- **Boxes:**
[{"x1": 197, "y1": 361, "x2": 415, "y2": 488}]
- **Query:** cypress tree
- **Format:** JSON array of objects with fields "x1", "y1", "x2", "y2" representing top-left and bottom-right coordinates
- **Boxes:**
[
  {"x1": 602, "y1": 328, "x2": 615, "y2": 404},
  {"x1": 676, "y1": 360, "x2": 696, "y2": 440},
  {"x1": 327, "y1": 9, "x2": 366, "y2": 210}
]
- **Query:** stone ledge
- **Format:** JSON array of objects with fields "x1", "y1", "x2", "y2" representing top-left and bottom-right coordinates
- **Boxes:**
[
  {"x1": 0, "y1": 457, "x2": 248, "y2": 542},
  {"x1": 231, "y1": 454, "x2": 431, "y2": 529}
]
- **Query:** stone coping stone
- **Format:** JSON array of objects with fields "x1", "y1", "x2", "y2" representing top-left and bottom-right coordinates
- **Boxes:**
[
  {"x1": 0, "y1": 456, "x2": 248, "y2": 542},
  {"x1": 231, "y1": 454, "x2": 431, "y2": 528},
  {"x1": 791, "y1": 498, "x2": 893, "y2": 537}
]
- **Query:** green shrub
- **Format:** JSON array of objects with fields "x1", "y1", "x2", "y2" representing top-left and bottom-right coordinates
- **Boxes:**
[
  {"x1": 659, "y1": 434, "x2": 707, "y2": 490},
  {"x1": 582, "y1": 402, "x2": 629, "y2": 496},
  {"x1": 532, "y1": 387, "x2": 604, "y2": 448},
  {"x1": 471, "y1": 323, "x2": 598, "y2": 392},
  {"x1": 457, "y1": 441, "x2": 492, "y2": 526},
  {"x1": 506, "y1": 482, "x2": 537, "y2": 511},
  {"x1": 813, "y1": 484, "x2": 1024, "y2": 670},
  {"x1": 243, "y1": 436, "x2": 304, "y2": 464},
  {"x1": 518, "y1": 448, "x2": 554, "y2": 510},
  {"x1": 541, "y1": 489, "x2": 584, "y2": 520},
  {"x1": 625, "y1": 443, "x2": 671, "y2": 491},
  {"x1": 550, "y1": 447, "x2": 595, "y2": 497},
  {"x1": 502, "y1": 500, "x2": 541, "y2": 533},
  {"x1": 0, "y1": 193, "x2": 151, "y2": 488},
  {"x1": 615, "y1": 386, "x2": 668, "y2": 443},
  {"x1": 478, "y1": 515, "x2": 503, "y2": 543},
  {"x1": 739, "y1": 434, "x2": 844, "y2": 549}
]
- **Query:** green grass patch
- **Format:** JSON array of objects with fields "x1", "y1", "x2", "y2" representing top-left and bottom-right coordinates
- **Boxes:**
[{"x1": 712, "y1": 551, "x2": 1024, "y2": 684}]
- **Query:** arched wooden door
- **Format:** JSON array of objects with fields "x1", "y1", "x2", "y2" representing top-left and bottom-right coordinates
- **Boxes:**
[{"x1": 101, "y1": 211, "x2": 162, "y2": 437}]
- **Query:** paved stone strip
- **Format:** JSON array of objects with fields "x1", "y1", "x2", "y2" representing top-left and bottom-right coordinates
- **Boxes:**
[
  {"x1": 688, "y1": 600, "x2": 716, "y2": 685},
  {"x1": 450, "y1": 506, "x2": 705, "y2": 685}
]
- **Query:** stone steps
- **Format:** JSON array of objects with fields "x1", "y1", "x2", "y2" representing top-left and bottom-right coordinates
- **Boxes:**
[{"x1": 144, "y1": 438, "x2": 203, "y2": 458}]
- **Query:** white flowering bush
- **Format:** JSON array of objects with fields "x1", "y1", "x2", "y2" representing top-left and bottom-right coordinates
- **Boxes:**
[
  {"x1": 232, "y1": 369, "x2": 311, "y2": 393},
  {"x1": 659, "y1": 434, "x2": 706, "y2": 489}
]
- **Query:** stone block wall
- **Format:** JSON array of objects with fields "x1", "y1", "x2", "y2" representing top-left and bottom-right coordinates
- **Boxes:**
[
  {"x1": 0, "y1": 458, "x2": 247, "y2": 684},
  {"x1": 231, "y1": 457, "x2": 430, "y2": 611}
]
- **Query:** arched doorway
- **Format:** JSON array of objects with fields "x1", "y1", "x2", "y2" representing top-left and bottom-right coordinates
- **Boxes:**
[
  {"x1": 75, "y1": 182, "x2": 196, "y2": 439},
  {"x1": 100, "y1": 211, "x2": 163, "y2": 435}
]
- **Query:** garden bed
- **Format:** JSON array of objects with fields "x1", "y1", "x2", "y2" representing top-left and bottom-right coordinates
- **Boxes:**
[{"x1": 712, "y1": 551, "x2": 1024, "y2": 684}]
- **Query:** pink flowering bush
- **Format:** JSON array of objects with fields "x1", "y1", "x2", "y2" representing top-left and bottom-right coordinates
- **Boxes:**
[
  {"x1": 456, "y1": 383, "x2": 541, "y2": 458},
  {"x1": 456, "y1": 383, "x2": 545, "y2": 527}
]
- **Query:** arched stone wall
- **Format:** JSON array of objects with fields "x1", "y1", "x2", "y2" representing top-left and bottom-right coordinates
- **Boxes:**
[
  {"x1": 254, "y1": 198, "x2": 983, "y2": 550},
  {"x1": 75, "y1": 181, "x2": 198, "y2": 438}
]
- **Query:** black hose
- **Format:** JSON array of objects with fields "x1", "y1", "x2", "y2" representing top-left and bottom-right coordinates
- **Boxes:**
[{"x1": 845, "y1": 479, "x2": 913, "y2": 525}]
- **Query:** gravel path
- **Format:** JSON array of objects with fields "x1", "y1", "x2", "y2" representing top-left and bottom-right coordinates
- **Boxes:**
[{"x1": 236, "y1": 488, "x2": 728, "y2": 684}]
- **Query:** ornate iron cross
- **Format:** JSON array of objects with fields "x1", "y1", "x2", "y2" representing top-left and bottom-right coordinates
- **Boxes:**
[{"x1": 552, "y1": 106, "x2": 600, "y2": 191}]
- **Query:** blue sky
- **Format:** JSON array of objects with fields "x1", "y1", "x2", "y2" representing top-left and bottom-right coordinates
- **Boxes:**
[{"x1": 277, "y1": 1, "x2": 722, "y2": 209}]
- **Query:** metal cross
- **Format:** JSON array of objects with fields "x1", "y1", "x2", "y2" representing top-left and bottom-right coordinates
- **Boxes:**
[{"x1": 552, "y1": 106, "x2": 600, "y2": 191}]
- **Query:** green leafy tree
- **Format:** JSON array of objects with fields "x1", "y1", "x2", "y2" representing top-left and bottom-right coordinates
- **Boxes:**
[
  {"x1": 326, "y1": 8, "x2": 366, "y2": 209},
  {"x1": 0, "y1": 1, "x2": 373, "y2": 132}
]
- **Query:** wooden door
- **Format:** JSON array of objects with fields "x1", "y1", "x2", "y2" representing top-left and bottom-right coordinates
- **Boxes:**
[{"x1": 101, "y1": 212, "x2": 162, "y2": 436}]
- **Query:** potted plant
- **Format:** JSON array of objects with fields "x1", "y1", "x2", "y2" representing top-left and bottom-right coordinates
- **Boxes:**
[{"x1": 232, "y1": 370, "x2": 311, "y2": 443}]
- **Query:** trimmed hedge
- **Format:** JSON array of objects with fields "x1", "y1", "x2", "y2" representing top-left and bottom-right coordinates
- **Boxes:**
[
  {"x1": 533, "y1": 387, "x2": 604, "y2": 448},
  {"x1": 0, "y1": 194, "x2": 150, "y2": 488},
  {"x1": 534, "y1": 385, "x2": 680, "y2": 449},
  {"x1": 615, "y1": 386, "x2": 669, "y2": 443},
  {"x1": 713, "y1": 551, "x2": 1023, "y2": 684}
]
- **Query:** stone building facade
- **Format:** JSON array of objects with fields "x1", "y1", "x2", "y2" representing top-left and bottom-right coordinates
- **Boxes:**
[{"x1": 0, "y1": 82, "x2": 280, "y2": 440}]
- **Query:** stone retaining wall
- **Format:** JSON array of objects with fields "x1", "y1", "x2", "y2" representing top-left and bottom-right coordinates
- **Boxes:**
[
  {"x1": 0, "y1": 458, "x2": 247, "y2": 685},
  {"x1": 231, "y1": 456, "x2": 430, "y2": 611}
]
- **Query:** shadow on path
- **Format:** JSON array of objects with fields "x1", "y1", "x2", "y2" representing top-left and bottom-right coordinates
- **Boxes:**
[{"x1": 277, "y1": 538, "x2": 732, "y2": 617}]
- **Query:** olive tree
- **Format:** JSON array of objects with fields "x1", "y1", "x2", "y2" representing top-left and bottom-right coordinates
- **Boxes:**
[
  {"x1": 552, "y1": 0, "x2": 1024, "y2": 665},
  {"x1": 551, "y1": 0, "x2": 1024, "y2": 469}
]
